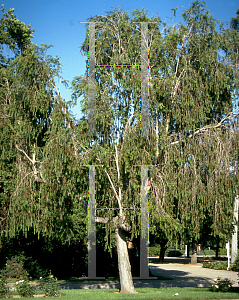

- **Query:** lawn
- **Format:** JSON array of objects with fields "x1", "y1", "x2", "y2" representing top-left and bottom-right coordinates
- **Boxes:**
[{"x1": 6, "y1": 287, "x2": 239, "y2": 299}]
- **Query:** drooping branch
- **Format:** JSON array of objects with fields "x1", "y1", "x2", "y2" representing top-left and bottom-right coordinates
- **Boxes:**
[
  {"x1": 170, "y1": 106, "x2": 239, "y2": 145},
  {"x1": 114, "y1": 144, "x2": 122, "y2": 215}
]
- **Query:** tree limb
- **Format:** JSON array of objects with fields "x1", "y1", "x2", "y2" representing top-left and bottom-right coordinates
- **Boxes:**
[
  {"x1": 15, "y1": 142, "x2": 46, "y2": 183},
  {"x1": 96, "y1": 156, "x2": 122, "y2": 212},
  {"x1": 119, "y1": 214, "x2": 131, "y2": 232},
  {"x1": 170, "y1": 106, "x2": 239, "y2": 145},
  {"x1": 95, "y1": 217, "x2": 109, "y2": 224}
]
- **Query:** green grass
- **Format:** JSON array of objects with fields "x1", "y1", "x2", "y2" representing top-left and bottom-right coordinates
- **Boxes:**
[{"x1": 5, "y1": 287, "x2": 239, "y2": 300}]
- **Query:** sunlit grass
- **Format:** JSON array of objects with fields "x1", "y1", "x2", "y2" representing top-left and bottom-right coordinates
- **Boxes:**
[{"x1": 7, "y1": 287, "x2": 239, "y2": 300}]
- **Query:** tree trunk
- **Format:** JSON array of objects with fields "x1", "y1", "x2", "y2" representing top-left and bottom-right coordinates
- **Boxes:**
[
  {"x1": 115, "y1": 227, "x2": 136, "y2": 294},
  {"x1": 191, "y1": 242, "x2": 197, "y2": 264},
  {"x1": 159, "y1": 239, "x2": 168, "y2": 262}
]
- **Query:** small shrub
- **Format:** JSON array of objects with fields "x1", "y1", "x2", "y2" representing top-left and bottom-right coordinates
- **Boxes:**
[
  {"x1": 167, "y1": 250, "x2": 183, "y2": 257},
  {"x1": 40, "y1": 271, "x2": 60, "y2": 297},
  {"x1": 149, "y1": 246, "x2": 160, "y2": 257},
  {"x1": 230, "y1": 254, "x2": 239, "y2": 272},
  {"x1": 24, "y1": 256, "x2": 49, "y2": 279},
  {"x1": 219, "y1": 248, "x2": 227, "y2": 256},
  {"x1": 5, "y1": 253, "x2": 27, "y2": 279},
  {"x1": 16, "y1": 278, "x2": 36, "y2": 298},
  {"x1": 0, "y1": 269, "x2": 11, "y2": 298},
  {"x1": 203, "y1": 261, "x2": 227, "y2": 270},
  {"x1": 211, "y1": 277, "x2": 234, "y2": 292}
]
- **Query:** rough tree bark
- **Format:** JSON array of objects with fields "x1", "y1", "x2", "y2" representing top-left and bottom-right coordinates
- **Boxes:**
[
  {"x1": 95, "y1": 144, "x2": 137, "y2": 294},
  {"x1": 159, "y1": 239, "x2": 168, "y2": 262},
  {"x1": 191, "y1": 241, "x2": 197, "y2": 264},
  {"x1": 115, "y1": 226, "x2": 136, "y2": 293},
  {"x1": 96, "y1": 214, "x2": 136, "y2": 294}
]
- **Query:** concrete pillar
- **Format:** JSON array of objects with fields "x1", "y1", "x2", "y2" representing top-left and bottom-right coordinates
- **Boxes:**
[
  {"x1": 226, "y1": 241, "x2": 230, "y2": 270},
  {"x1": 231, "y1": 195, "x2": 239, "y2": 264}
]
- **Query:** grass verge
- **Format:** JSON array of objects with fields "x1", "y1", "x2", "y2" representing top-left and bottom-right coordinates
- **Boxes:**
[{"x1": 5, "y1": 287, "x2": 239, "y2": 300}]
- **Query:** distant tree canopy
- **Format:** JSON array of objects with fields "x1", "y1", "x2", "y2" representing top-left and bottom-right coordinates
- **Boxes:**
[{"x1": 231, "y1": 8, "x2": 239, "y2": 31}]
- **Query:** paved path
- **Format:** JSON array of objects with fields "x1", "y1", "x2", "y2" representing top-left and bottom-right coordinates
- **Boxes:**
[
  {"x1": 7, "y1": 257, "x2": 239, "y2": 291},
  {"x1": 149, "y1": 257, "x2": 238, "y2": 288}
]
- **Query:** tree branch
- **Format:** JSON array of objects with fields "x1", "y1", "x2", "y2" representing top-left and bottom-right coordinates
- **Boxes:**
[
  {"x1": 95, "y1": 217, "x2": 109, "y2": 224},
  {"x1": 96, "y1": 156, "x2": 122, "y2": 212},
  {"x1": 170, "y1": 106, "x2": 239, "y2": 145},
  {"x1": 119, "y1": 214, "x2": 131, "y2": 232},
  {"x1": 15, "y1": 142, "x2": 46, "y2": 183}
]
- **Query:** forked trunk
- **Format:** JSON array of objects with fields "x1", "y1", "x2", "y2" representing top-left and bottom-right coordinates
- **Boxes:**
[{"x1": 115, "y1": 227, "x2": 136, "y2": 294}]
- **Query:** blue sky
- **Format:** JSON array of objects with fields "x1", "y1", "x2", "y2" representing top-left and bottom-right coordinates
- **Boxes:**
[{"x1": 1, "y1": 0, "x2": 238, "y2": 120}]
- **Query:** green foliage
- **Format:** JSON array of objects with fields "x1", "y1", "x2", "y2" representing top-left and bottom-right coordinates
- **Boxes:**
[
  {"x1": 202, "y1": 261, "x2": 228, "y2": 270},
  {"x1": 0, "y1": 269, "x2": 11, "y2": 298},
  {"x1": 24, "y1": 256, "x2": 49, "y2": 279},
  {"x1": 40, "y1": 271, "x2": 60, "y2": 297},
  {"x1": 219, "y1": 248, "x2": 227, "y2": 256},
  {"x1": 0, "y1": 3, "x2": 238, "y2": 289},
  {"x1": 167, "y1": 250, "x2": 183, "y2": 257},
  {"x1": 211, "y1": 277, "x2": 234, "y2": 292},
  {"x1": 15, "y1": 278, "x2": 36, "y2": 298},
  {"x1": 149, "y1": 245, "x2": 183, "y2": 257},
  {"x1": 70, "y1": 1, "x2": 239, "y2": 255},
  {"x1": 0, "y1": 4, "x2": 34, "y2": 66},
  {"x1": 0, "y1": 2, "x2": 82, "y2": 245},
  {"x1": 148, "y1": 246, "x2": 160, "y2": 257},
  {"x1": 230, "y1": 254, "x2": 239, "y2": 271},
  {"x1": 230, "y1": 8, "x2": 239, "y2": 31},
  {"x1": 1, "y1": 251, "x2": 49, "y2": 280},
  {"x1": 4, "y1": 253, "x2": 28, "y2": 279}
]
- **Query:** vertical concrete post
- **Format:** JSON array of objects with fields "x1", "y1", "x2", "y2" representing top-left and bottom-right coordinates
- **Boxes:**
[
  {"x1": 226, "y1": 241, "x2": 230, "y2": 270},
  {"x1": 140, "y1": 165, "x2": 149, "y2": 278},
  {"x1": 141, "y1": 22, "x2": 149, "y2": 137},
  {"x1": 231, "y1": 195, "x2": 239, "y2": 264},
  {"x1": 88, "y1": 165, "x2": 96, "y2": 278},
  {"x1": 87, "y1": 165, "x2": 105, "y2": 279},
  {"x1": 88, "y1": 22, "x2": 96, "y2": 136},
  {"x1": 185, "y1": 245, "x2": 187, "y2": 256}
]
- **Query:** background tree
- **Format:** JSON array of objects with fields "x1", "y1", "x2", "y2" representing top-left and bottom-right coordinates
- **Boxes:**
[
  {"x1": 147, "y1": 1, "x2": 239, "y2": 263},
  {"x1": 0, "y1": 5, "x2": 88, "y2": 269}
]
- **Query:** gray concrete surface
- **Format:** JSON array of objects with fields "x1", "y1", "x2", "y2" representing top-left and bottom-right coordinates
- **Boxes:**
[
  {"x1": 7, "y1": 257, "x2": 239, "y2": 291},
  {"x1": 149, "y1": 257, "x2": 238, "y2": 288}
]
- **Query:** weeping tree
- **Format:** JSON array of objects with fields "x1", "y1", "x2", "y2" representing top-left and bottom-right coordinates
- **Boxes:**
[
  {"x1": 71, "y1": 3, "x2": 239, "y2": 292},
  {"x1": 0, "y1": 5, "x2": 36, "y2": 249},
  {"x1": 146, "y1": 1, "x2": 239, "y2": 263},
  {"x1": 0, "y1": 6, "x2": 88, "y2": 255}
]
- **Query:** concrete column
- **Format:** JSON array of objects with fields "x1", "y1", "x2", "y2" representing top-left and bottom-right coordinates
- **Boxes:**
[
  {"x1": 140, "y1": 165, "x2": 149, "y2": 279},
  {"x1": 231, "y1": 195, "x2": 239, "y2": 264}
]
